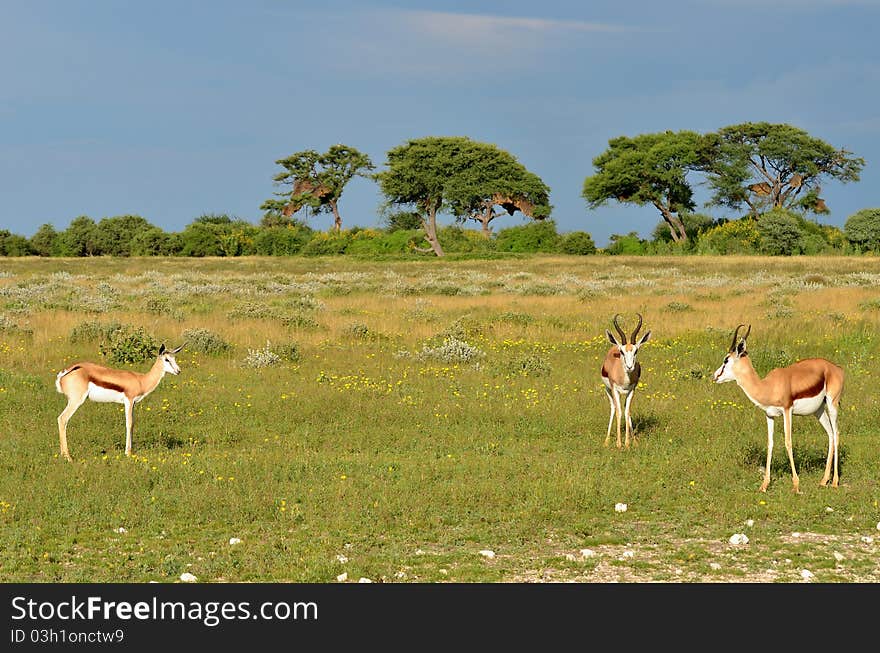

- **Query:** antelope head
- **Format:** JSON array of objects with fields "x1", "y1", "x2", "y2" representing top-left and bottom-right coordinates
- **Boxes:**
[
  {"x1": 712, "y1": 324, "x2": 750, "y2": 383},
  {"x1": 158, "y1": 343, "x2": 184, "y2": 376},
  {"x1": 605, "y1": 313, "x2": 651, "y2": 373}
]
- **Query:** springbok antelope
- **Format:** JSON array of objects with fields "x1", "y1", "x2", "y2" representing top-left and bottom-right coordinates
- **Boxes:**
[
  {"x1": 55, "y1": 344, "x2": 183, "y2": 461},
  {"x1": 601, "y1": 313, "x2": 651, "y2": 448},
  {"x1": 712, "y1": 325, "x2": 844, "y2": 493}
]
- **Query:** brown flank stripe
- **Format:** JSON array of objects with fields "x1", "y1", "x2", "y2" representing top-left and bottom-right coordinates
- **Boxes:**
[
  {"x1": 792, "y1": 377, "x2": 825, "y2": 401},
  {"x1": 91, "y1": 379, "x2": 127, "y2": 394}
]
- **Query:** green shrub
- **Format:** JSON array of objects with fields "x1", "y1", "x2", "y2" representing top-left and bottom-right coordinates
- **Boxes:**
[
  {"x1": 252, "y1": 225, "x2": 313, "y2": 256},
  {"x1": 69, "y1": 320, "x2": 125, "y2": 344},
  {"x1": 274, "y1": 342, "x2": 301, "y2": 362},
  {"x1": 434, "y1": 225, "x2": 494, "y2": 254},
  {"x1": 696, "y1": 218, "x2": 760, "y2": 254},
  {"x1": 227, "y1": 302, "x2": 276, "y2": 320},
  {"x1": 143, "y1": 296, "x2": 185, "y2": 320},
  {"x1": 502, "y1": 354, "x2": 551, "y2": 377},
  {"x1": 280, "y1": 312, "x2": 320, "y2": 329},
  {"x1": 604, "y1": 232, "x2": 647, "y2": 255},
  {"x1": 300, "y1": 232, "x2": 352, "y2": 256},
  {"x1": 757, "y1": 209, "x2": 805, "y2": 255},
  {"x1": 181, "y1": 328, "x2": 233, "y2": 355},
  {"x1": 99, "y1": 326, "x2": 158, "y2": 364},
  {"x1": 560, "y1": 231, "x2": 597, "y2": 255},
  {"x1": 494, "y1": 220, "x2": 561, "y2": 253}
]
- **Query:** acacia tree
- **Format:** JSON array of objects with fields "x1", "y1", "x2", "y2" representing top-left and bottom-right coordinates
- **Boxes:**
[
  {"x1": 446, "y1": 146, "x2": 551, "y2": 238},
  {"x1": 582, "y1": 131, "x2": 704, "y2": 243},
  {"x1": 700, "y1": 122, "x2": 865, "y2": 218},
  {"x1": 261, "y1": 144, "x2": 374, "y2": 231},
  {"x1": 376, "y1": 136, "x2": 551, "y2": 256}
]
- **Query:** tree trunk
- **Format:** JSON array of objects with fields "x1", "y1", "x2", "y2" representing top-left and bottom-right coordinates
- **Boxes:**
[
  {"x1": 479, "y1": 205, "x2": 495, "y2": 239},
  {"x1": 329, "y1": 200, "x2": 342, "y2": 232},
  {"x1": 421, "y1": 209, "x2": 445, "y2": 257},
  {"x1": 654, "y1": 202, "x2": 688, "y2": 242}
]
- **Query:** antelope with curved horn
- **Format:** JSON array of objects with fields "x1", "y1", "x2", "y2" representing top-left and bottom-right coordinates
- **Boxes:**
[
  {"x1": 55, "y1": 344, "x2": 183, "y2": 461},
  {"x1": 712, "y1": 325, "x2": 845, "y2": 493},
  {"x1": 601, "y1": 313, "x2": 651, "y2": 448}
]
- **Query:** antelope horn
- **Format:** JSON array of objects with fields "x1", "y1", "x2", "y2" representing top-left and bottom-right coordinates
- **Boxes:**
[
  {"x1": 612, "y1": 314, "x2": 627, "y2": 344},
  {"x1": 630, "y1": 313, "x2": 643, "y2": 343},
  {"x1": 729, "y1": 324, "x2": 745, "y2": 352}
]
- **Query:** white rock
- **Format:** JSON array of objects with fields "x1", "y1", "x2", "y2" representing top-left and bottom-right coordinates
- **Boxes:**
[
  {"x1": 801, "y1": 569, "x2": 814, "y2": 581},
  {"x1": 861, "y1": 536, "x2": 874, "y2": 544},
  {"x1": 335, "y1": 554, "x2": 349, "y2": 564},
  {"x1": 833, "y1": 551, "x2": 845, "y2": 562},
  {"x1": 745, "y1": 519, "x2": 755, "y2": 527},
  {"x1": 825, "y1": 506, "x2": 834, "y2": 513},
  {"x1": 357, "y1": 577, "x2": 372, "y2": 583},
  {"x1": 791, "y1": 532, "x2": 801, "y2": 538},
  {"x1": 709, "y1": 562, "x2": 722, "y2": 570},
  {"x1": 564, "y1": 553, "x2": 577, "y2": 561},
  {"x1": 479, "y1": 549, "x2": 496, "y2": 559},
  {"x1": 228, "y1": 537, "x2": 242, "y2": 545},
  {"x1": 729, "y1": 533, "x2": 749, "y2": 545},
  {"x1": 179, "y1": 572, "x2": 197, "y2": 583},
  {"x1": 621, "y1": 549, "x2": 635, "y2": 558},
  {"x1": 580, "y1": 548, "x2": 596, "y2": 558},
  {"x1": 336, "y1": 572, "x2": 348, "y2": 582},
  {"x1": 115, "y1": 527, "x2": 127, "y2": 534},
  {"x1": 614, "y1": 503, "x2": 628, "y2": 513},
  {"x1": 415, "y1": 548, "x2": 425, "y2": 555}
]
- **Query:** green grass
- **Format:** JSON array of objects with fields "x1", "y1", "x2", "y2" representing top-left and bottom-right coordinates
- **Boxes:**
[{"x1": 1, "y1": 255, "x2": 879, "y2": 583}]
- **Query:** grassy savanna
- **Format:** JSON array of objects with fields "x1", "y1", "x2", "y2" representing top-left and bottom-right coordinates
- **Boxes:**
[{"x1": 1, "y1": 255, "x2": 879, "y2": 583}]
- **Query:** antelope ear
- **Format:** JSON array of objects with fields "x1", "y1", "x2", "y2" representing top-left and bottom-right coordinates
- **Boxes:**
[
  {"x1": 606, "y1": 330, "x2": 620, "y2": 346},
  {"x1": 637, "y1": 330, "x2": 651, "y2": 346},
  {"x1": 169, "y1": 344, "x2": 184, "y2": 354},
  {"x1": 736, "y1": 339, "x2": 747, "y2": 355},
  {"x1": 158, "y1": 343, "x2": 166, "y2": 355}
]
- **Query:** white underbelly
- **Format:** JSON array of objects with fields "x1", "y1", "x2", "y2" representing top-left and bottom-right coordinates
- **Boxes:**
[
  {"x1": 792, "y1": 393, "x2": 826, "y2": 416},
  {"x1": 758, "y1": 394, "x2": 826, "y2": 417},
  {"x1": 88, "y1": 382, "x2": 126, "y2": 404}
]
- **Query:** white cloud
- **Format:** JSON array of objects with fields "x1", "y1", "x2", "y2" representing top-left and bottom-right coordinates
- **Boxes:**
[{"x1": 320, "y1": 9, "x2": 644, "y2": 78}]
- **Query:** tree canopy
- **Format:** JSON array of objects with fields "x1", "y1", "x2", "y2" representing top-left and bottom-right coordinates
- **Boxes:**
[
  {"x1": 261, "y1": 144, "x2": 374, "y2": 231},
  {"x1": 700, "y1": 122, "x2": 865, "y2": 217},
  {"x1": 844, "y1": 208, "x2": 880, "y2": 252},
  {"x1": 375, "y1": 136, "x2": 551, "y2": 256},
  {"x1": 582, "y1": 130, "x2": 704, "y2": 242}
]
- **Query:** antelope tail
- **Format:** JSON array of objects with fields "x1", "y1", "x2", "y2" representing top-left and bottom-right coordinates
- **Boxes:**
[{"x1": 55, "y1": 365, "x2": 81, "y2": 393}]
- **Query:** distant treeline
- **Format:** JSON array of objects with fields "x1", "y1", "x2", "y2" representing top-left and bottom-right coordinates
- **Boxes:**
[{"x1": 2, "y1": 208, "x2": 880, "y2": 257}]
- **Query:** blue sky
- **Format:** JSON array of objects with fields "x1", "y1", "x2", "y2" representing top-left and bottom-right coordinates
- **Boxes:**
[{"x1": 1, "y1": 0, "x2": 878, "y2": 246}]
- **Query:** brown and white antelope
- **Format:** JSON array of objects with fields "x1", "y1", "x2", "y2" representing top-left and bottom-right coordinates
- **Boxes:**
[
  {"x1": 55, "y1": 344, "x2": 183, "y2": 461},
  {"x1": 601, "y1": 313, "x2": 651, "y2": 448},
  {"x1": 712, "y1": 325, "x2": 845, "y2": 493}
]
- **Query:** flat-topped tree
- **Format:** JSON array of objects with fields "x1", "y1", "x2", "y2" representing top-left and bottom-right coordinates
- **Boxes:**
[
  {"x1": 700, "y1": 122, "x2": 865, "y2": 218},
  {"x1": 583, "y1": 130, "x2": 704, "y2": 243},
  {"x1": 375, "y1": 136, "x2": 551, "y2": 256},
  {"x1": 446, "y1": 145, "x2": 551, "y2": 238},
  {"x1": 261, "y1": 144, "x2": 374, "y2": 231}
]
